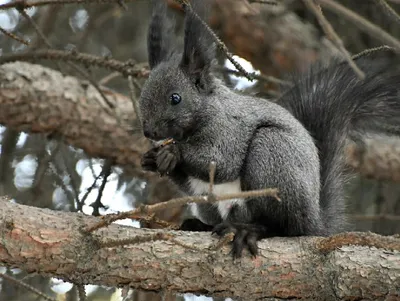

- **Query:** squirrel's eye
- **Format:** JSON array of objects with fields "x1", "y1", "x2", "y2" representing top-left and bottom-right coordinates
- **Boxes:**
[{"x1": 170, "y1": 93, "x2": 182, "y2": 105}]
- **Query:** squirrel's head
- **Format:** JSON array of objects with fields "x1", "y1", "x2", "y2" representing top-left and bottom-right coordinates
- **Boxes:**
[{"x1": 138, "y1": 0, "x2": 215, "y2": 142}]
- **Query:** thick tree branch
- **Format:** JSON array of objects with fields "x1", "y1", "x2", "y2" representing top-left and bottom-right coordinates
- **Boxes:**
[
  {"x1": 0, "y1": 62, "x2": 399, "y2": 183},
  {"x1": 0, "y1": 198, "x2": 399, "y2": 300},
  {"x1": 0, "y1": 61, "x2": 151, "y2": 177}
]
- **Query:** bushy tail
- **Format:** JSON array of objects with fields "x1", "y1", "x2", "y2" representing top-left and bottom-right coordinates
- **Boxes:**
[{"x1": 278, "y1": 49, "x2": 400, "y2": 234}]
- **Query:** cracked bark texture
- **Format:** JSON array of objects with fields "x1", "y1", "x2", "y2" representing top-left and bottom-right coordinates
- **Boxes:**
[
  {"x1": 0, "y1": 61, "x2": 150, "y2": 177},
  {"x1": 0, "y1": 62, "x2": 399, "y2": 184},
  {"x1": 0, "y1": 199, "x2": 399, "y2": 301}
]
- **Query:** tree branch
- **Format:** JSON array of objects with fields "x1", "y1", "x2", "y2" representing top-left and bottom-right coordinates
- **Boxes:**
[
  {"x1": 0, "y1": 61, "x2": 399, "y2": 183},
  {"x1": 0, "y1": 61, "x2": 150, "y2": 178},
  {"x1": 0, "y1": 198, "x2": 399, "y2": 300}
]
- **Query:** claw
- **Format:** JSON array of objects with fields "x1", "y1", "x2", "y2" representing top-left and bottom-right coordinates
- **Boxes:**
[{"x1": 212, "y1": 222, "x2": 267, "y2": 259}]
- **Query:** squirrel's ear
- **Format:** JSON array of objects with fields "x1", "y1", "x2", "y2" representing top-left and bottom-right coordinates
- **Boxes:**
[
  {"x1": 147, "y1": 0, "x2": 173, "y2": 69},
  {"x1": 179, "y1": 3, "x2": 215, "y2": 92}
]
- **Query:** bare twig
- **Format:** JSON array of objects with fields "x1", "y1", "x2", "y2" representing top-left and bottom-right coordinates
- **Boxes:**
[
  {"x1": 77, "y1": 284, "x2": 86, "y2": 301},
  {"x1": 135, "y1": 213, "x2": 179, "y2": 229},
  {"x1": 0, "y1": 273, "x2": 56, "y2": 301},
  {"x1": 30, "y1": 141, "x2": 62, "y2": 204},
  {"x1": 0, "y1": 26, "x2": 29, "y2": 45},
  {"x1": 174, "y1": 0, "x2": 255, "y2": 81},
  {"x1": 86, "y1": 154, "x2": 279, "y2": 233},
  {"x1": 99, "y1": 71, "x2": 121, "y2": 85},
  {"x1": 17, "y1": 8, "x2": 50, "y2": 46},
  {"x1": 0, "y1": 0, "x2": 138, "y2": 10},
  {"x1": 376, "y1": 0, "x2": 400, "y2": 24},
  {"x1": 208, "y1": 161, "x2": 216, "y2": 195},
  {"x1": 59, "y1": 145, "x2": 82, "y2": 208},
  {"x1": 50, "y1": 158, "x2": 80, "y2": 210},
  {"x1": 86, "y1": 187, "x2": 279, "y2": 232},
  {"x1": 78, "y1": 171, "x2": 103, "y2": 212},
  {"x1": 350, "y1": 214, "x2": 400, "y2": 221},
  {"x1": 219, "y1": 67, "x2": 293, "y2": 87},
  {"x1": 248, "y1": 0, "x2": 278, "y2": 4},
  {"x1": 319, "y1": 0, "x2": 400, "y2": 50},
  {"x1": 0, "y1": 49, "x2": 148, "y2": 78},
  {"x1": 17, "y1": 8, "x2": 115, "y2": 109},
  {"x1": 128, "y1": 75, "x2": 143, "y2": 126},
  {"x1": 90, "y1": 160, "x2": 112, "y2": 216},
  {"x1": 304, "y1": 0, "x2": 365, "y2": 79},
  {"x1": 351, "y1": 45, "x2": 397, "y2": 60}
]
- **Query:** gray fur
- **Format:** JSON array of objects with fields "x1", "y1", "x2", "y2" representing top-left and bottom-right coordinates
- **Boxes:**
[{"x1": 139, "y1": 1, "x2": 400, "y2": 256}]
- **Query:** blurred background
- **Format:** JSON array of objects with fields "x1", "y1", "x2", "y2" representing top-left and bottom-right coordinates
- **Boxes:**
[{"x1": 0, "y1": 0, "x2": 399, "y2": 300}]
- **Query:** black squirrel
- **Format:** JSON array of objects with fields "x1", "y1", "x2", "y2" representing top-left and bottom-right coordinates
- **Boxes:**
[{"x1": 139, "y1": 0, "x2": 400, "y2": 258}]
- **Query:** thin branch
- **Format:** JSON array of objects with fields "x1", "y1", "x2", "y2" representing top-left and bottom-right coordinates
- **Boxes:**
[
  {"x1": 0, "y1": 49, "x2": 148, "y2": 78},
  {"x1": 304, "y1": 0, "x2": 365, "y2": 79},
  {"x1": 17, "y1": 8, "x2": 50, "y2": 46},
  {"x1": 351, "y1": 45, "x2": 397, "y2": 60},
  {"x1": 91, "y1": 159, "x2": 112, "y2": 216},
  {"x1": 248, "y1": 0, "x2": 278, "y2": 4},
  {"x1": 59, "y1": 145, "x2": 82, "y2": 208},
  {"x1": 376, "y1": 0, "x2": 400, "y2": 25},
  {"x1": 0, "y1": 26, "x2": 29, "y2": 45},
  {"x1": 31, "y1": 141, "x2": 61, "y2": 192},
  {"x1": 174, "y1": 0, "x2": 255, "y2": 81},
  {"x1": 85, "y1": 187, "x2": 280, "y2": 232},
  {"x1": 0, "y1": 0, "x2": 137, "y2": 10},
  {"x1": 17, "y1": 8, "x2": 115, "y2": 109},
  {"x1": 208, "y1": 161, "x2": 216, "y2": 195},
  {"x1": 350, "y1": 214, "x2": 400, "y2": 221},
  {"x1": 77, "y1": 284, "x2": 86, "y2": 301},
  {"x1": 318, "y1": 0, "x2": 400, "y2": 50},
  {"x1": 99, "y1": 71, "x2": 121, "y2": 85},
  {"x1": 135, "y1": 213, "x2": 178, "y2": 229},
  {"x1": 128, "y1": 75, "x2": 142, "y2": 126},
  {"x1": 219, "y1": 67, "x2": 293, "y2": 87},
  {"x1": 50, "y1": 159, "x2": 80, "y2": 210},
  {"x1": 85, "y1": 158, "x2": 279, "y2": 233},
  {"x1": 78, "y1": 171, "x2": 103, "y2": 212},
  {"x1": 0, "y1": 273, "x2": 56, "y2": 301}
]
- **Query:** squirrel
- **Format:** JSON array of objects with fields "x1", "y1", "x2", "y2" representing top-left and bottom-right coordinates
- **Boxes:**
[{"x1": 138, "y1": 0, "x2": 400, "y2": 258}]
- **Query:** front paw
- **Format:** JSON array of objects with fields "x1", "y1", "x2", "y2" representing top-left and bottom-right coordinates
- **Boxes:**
[
  {"x1": 141, "y1": 147, "x2": 159, "y2": 172},
  {"x1": 212, "y1": 222, "x2": 267, "y2": 259},
  {"x1": 156, "y1": 144, "x2": 180, "y2": 176}
]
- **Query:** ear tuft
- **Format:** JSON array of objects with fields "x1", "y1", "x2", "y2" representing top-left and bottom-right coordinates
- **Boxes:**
[
  {"x1": 147, "y1": 0, "x2": 174, "y2": 69},
  {"x1": 179, "y1": 2, "x2": 216, "y2": 93}
]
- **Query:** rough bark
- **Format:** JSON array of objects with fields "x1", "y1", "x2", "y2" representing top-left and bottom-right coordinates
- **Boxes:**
[
  {"x1": 0, "y1": 62, "x2": 399, "y2": 184},
  {"x1": 0, "y1": 198, "x2": 399, "y2": 301},
  {"x1": 0, "y1": 61, "x2": 150, "y2": 178}
]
